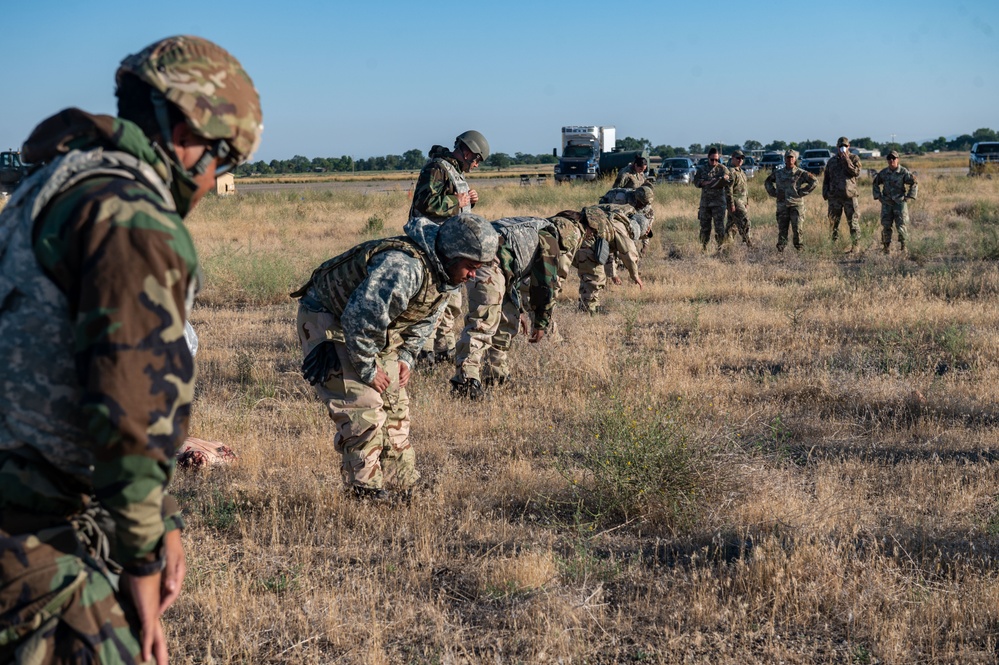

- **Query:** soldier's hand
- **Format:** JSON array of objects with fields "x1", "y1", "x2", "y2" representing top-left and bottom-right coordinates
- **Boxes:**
[
  {"x1": 371, "y1": 367, "x2": 391, "y2": 393},
  {"x1": 159, "y1": 529, "x2": 186, "y2": 614},
  {"x1": 122, "y1": 572, "x2": 169, "y2": 665},
  {"x1": 456, "y1": 192, "x2": 471, "y2": 208},
  {"x1": 468, "y1": 189, "x2": 479, "y2": 205},
  {"x1": 612, "y1": 275, "x2": 623, "y2": 286},
  {"x1": 398, "y1": 361, "x2": 412, "y2": 389},
  {"x1": 519, "y1": 314, "x2": 531, "y2": 336},
  {"x1": 729, "y1": 205, "x2": 735, "y2": 214},
  {"x1": 634, "y1": 276, "x2": 644, "y2": 290},
  {"x1": 529, "y1": 329, "x2": 545, "y2": 344}
]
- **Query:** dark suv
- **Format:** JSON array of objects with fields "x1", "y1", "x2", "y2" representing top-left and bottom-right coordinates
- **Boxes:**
[
  {"x1": 800, "y1": 149, "x2": 833, "y2": 174},
  {"x1": 969, "y1": 142, "x2": 999, "y2": 175},
  {"x1": 758, "y1": 152, "x2": 784, "y2": 171},
  {"x1": 657, "y1": 157, "x2": 697, "y2": 184}
]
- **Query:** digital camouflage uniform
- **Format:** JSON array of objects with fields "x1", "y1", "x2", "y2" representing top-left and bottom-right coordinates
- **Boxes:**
[
  {"x1": 872, "y1": 164, "x2": 918, "y2": 252},
  {"x1": 613, "y1": 163, "x2": 647, "y2": 189},
  {"x1": 822, "y1": 151, "x2": 863, "y2": 246},
  {"x1": 575, "y1": 204, "x2": 642, "y2": 314},
  {"x1": 292, "y1": 217, "x2": 459, "y2": 491},
  {"x1": 694, "y1": 162, "x2": 730, "y2": 248},
  {"x1": 409, "y1": 146, "x2": 472, "y2": 358},
  {"x1": 0, "y1": 111, "x2": 198, "y2": 663},
  {"x1": 725, "y1": 165, "x2": 752, "y2": 245},
  {"x1": 765, "y1": 163, "x2": 818, "y2": 251},
  {"x1": 453, "y1": 218, "x2": 562, "y2": 385}
]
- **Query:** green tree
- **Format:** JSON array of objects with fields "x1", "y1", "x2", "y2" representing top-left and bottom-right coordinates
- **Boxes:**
[
  {"x1": 616, "y1": 136, "x2": 652, "y2": 152},
  {"x1": 487, "y1": 152, "x2": 512, "y2": 169},
  {"x1": 765, "y1": 140, "x2": 787, "y2": 151},
  {"x1": 688, "y1": 143, "x2": 703, "y2": 155},
  {"x1": 743, "y1": 140, "x2": 763, "y2": 151},
  {"x1": 972, "y1": 128, "x2": 998, "y2": 142},
  {"x1": 851, "y1": 137, "x2": 877, "y2": 150},
  {"x1": 401, "y1": 149, "x2": 425, "y2": 170}
]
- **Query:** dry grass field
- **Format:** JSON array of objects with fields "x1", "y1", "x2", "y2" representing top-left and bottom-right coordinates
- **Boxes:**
[{"x1": 165, "y1": 158, "x2": 999, "y2": 664}]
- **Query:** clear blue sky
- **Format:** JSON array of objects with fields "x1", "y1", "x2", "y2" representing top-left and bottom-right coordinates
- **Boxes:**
[{"x1": 3, "y1": 1, "x2": 997, "y2": 162}]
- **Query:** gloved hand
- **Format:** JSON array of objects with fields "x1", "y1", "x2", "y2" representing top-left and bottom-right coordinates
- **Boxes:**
[{"x1": 302, "y1": 340, "x2": 341, "y2": 386}]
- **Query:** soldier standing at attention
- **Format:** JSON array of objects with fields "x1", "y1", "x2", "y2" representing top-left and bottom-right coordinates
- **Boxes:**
[
  {"x1": 614, "y1": 154, "x2": 649, "y2": 189},
  {"x1": 0, "y1": 36, "x2": 262, "y2": 664},
  {"x1": 293, "y1": 215, "x2": 498, "y2": 502},
  {"x1": 693, "y1": 147, "x2": 730, "y2": 251},
  {"x1": 822, "y1": 137, "x2": 864, "y2": 252},
  {"x1": 872, "y1": 150, "x2": 918, "y2": 254},
  {"x1": 765, "y1": 150, "x2": 818, "y2": 252},
  {"x1": 409, "y1": 130, "x2": 490, "y2": 365},
  {"x1": 725, "y1": 150, "x2": 753, "y2": 246}
]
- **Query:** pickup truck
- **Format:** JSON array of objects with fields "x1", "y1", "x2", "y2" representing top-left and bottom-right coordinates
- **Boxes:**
[{"x1": 800, "y1": 149, "x2": 833, "y2": 175}]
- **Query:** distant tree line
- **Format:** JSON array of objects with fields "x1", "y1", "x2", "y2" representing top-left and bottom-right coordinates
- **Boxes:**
[
  {"x1": 234, "y1": 128, "x2": 997, "y2": 175},
  {"x1": 234, "y1": 149, "x2": 557, "y2": 176},
  {"x1": 617, "y1": 128, "x2": 998, "y2": 158}
]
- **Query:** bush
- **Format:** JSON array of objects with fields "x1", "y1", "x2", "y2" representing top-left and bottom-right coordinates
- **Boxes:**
[{"x1": 556, "y1": 399, "x2": 712, "y2": 530}]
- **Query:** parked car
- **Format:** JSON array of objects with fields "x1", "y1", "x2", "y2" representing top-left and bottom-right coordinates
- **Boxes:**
[
  {"x1": 657, "y1": 157, "x2": 697, "y2": 184},
  {"x1": 800, "y1": 149, "x2": 833, "y2": 175},
  {"x1": 729, "y1": 155, "x2": 759, "y2": 179},
  {"x1": 758, "y1": 152, "x2": 785, "y2": 171},
  {"x1": 969, "y1": 142, "x2": 999, "y2": 175}
]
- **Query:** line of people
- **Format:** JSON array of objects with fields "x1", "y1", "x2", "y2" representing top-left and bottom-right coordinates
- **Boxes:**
[{"x1": 694, "y1": 139, "x2": 918, "y2": 254}]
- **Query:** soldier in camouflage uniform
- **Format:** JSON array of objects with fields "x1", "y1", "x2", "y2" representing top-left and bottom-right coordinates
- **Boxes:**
[
  {"x1": 0, "y1": 36, "x2": 262, "y2": 665},
  {"x1": 724, "y1": 150, "x2": 753, "y2": 246},
  {"x1": 765, "y1": 150, "x2": 818, "y2": 252},
  {"x1": 693, "y1": 147, "x2": 731, "y2": 251},
  {"x1": 409, "y1": 131, "x2": 490, "y2": 365},
  {"x1": 575, "y1": 204, "x2": 645, "y2": 314},
  {"x1": 613, "y1": 154, "x2": 649, "y2": 189},
  {"x1": 451, "y1": 217, "x2": 580, "y2": 398},
  {"x1": 600, "y1": 183, "x2": 656, "y2": 257},
  {"x1": 293, "y1": 215, "x2": 498, "y2": 499},
  {"x1": 822, "y1": 137, "x2": 864, "y2": 252},
  {"x1": 872, "y1": 150, "x2": 918, "y2": 254}
]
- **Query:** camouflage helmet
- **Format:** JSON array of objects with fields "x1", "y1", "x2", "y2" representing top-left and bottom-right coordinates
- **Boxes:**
[
  {"x1": 435, "y1": 213, "x2": 499, "y2": 265},
  {"x1": 631, "y1": 185, "x2": 654, "y2": 208},
  {"x1": 837, "y1": 136, "x2": 850, "y2": 148},
  {"x1": 455, "y1": 130, "x2": 490, "y2": 162},
  {"x1": 581, "y1": 206, "x2": 616, "y2": 241},
  {"x1": 116, "y1": 36, "x2": 263, "y2": 165}
]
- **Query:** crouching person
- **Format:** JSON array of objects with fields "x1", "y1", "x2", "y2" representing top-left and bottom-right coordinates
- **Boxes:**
[{"x1": 292, "y1": 214, "x2": 498, "y2": 501}]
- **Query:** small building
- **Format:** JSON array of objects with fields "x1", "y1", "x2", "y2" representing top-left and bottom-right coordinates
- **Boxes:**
[
  {"x1": 215, "y1": 172, "x2": 236, "y2": 195},
  {"x1": 850, "y1": 148, "x2": 882, "y2": 160}
]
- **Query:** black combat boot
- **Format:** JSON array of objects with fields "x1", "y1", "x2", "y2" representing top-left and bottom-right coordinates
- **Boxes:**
[
  {"x1": 352, "y1": 486, "x2": 390, "y2": 502},
  {"x1": 434, "y1": 347, "x2": 455, "y2": 365},
  {"x1": 450, "y1": 377, "x2": 484, "y2": 400}
]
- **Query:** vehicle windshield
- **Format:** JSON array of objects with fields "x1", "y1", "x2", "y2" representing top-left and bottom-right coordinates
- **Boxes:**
[
  {"x1": 761, "y1": 155, "x2": 781, "y2": 163},
  {"x1": 975, "y1": 143, "x2": 999, "y2": 155},
  {"x1": 563, "y1": 145, "x2": 595, "y2": 159},
  {"x1": 803, "y1": 150, "x2": 829, "y2": 158},
  {"x1": 663, "y1": 159, "x2": 688, "y2": 168}
]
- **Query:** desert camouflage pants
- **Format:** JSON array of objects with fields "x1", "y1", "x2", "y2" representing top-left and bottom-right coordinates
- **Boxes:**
[
  {"x1": 827, "y1": 196, "x2": 859, "y2": 240},
  {"x1": 454, "y1": 260, "x2": 519, "y2": 383},
  {"x1": 725, "y1": 201, "x2": 752, "y2": 245},
  {"x1": 698, "y1": 200, "x2": 727, "y2": 247},
  {"x1": 0, "y1": 522, "x2": 144, "y2": 664},
  {"x1": 880, "y1": 202, "x2": 909, "y2": 247},
  {"x1": 297, "y1": 306, "x2": 418, "y2": 490},
  {"x1": 776, "y1": 204, "x2": 805, "y2": 251},
  {"x1": 574, "y1": 239, "x2": 606, "y2": 313}
]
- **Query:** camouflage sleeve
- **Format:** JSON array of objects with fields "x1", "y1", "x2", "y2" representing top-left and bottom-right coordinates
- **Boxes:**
[
  {"x1": 764, "y1": 171, "x2": 777, "y2": 198},
  {"x1": 905, "y1": 170, "x2": 918, "y2": 200},
  {"x1": 411, "y1": 162, "x2": 459, "y2": 219},
  {"x1": 725, "y1": 170, "x2": 735, "y2": 203},
  {"x1": 693, "y1": 166, "x2": 708, "y2": 189},
  {"x1": 398, "y1": 300, "x2": 446, "y2": 368},
  {"x1": 34, "y1": 176, "x2": 197, "y2": 573},
  {"x1": 872, "y1": 171, "x2": 882, "y2": 200},
  {"x1": 846, "y1": 155, "x2": 863, "y2": 178},
  {"x1": 821, "y1": 167, "x2": 831, "y2": 200},
  {"x1": 527, "y1": 230, "x2": 561, "y2": 331},
  {"x1": 341, "y1": 250, "x2": 426, "y2": 382},
  {"x1": 611, "y1": 219, "x2": 641, "y2": 283},
  {"x1": 800, "y1": 171, "x2": 818, "y2": 196}
]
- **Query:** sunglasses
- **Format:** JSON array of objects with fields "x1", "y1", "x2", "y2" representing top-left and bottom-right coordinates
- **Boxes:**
[{"x1": 210, "y1": 139, "x2": 241, "y2": 175}]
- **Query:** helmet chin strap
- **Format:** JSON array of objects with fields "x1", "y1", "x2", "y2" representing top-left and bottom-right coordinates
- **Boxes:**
[{"x1": 150, "y1": 90, "x2": 216, "y2": 177}]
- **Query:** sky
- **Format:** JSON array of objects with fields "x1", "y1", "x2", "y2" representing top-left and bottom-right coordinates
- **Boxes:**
[{"x1": 2, "y1": 1, "x2": 998, "y2": 163}]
